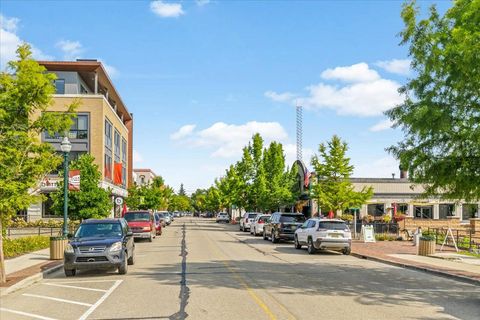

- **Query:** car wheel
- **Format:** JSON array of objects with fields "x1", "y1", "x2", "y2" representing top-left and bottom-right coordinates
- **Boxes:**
[
  {"x1": 240, "y1": 224, "x2": 243, "y2": 232},
  {"x1": 294, "y1": 236, "x2": 302, "y2": 249},
  {"x1": 307, "y1": 238, "x2": 316, "y2": 255},
  {"x1": 119, "y1": 253, "x2": 128, "y2": 274},
  {"x1": 127, "y1": 249, "x2": 135, "y2": 265},
  {"x1": 342, "y1": 247, "x2": 351, "y2": 255},
  {"x1": 263, "y1": 230, "x2": 268, "y2": 240},
  {"x1": 64, "y1": 268, "x2": 76, "y2": 277},
  {"x1": 271, "y1": 231, "x2": 279, "y2": 243}
]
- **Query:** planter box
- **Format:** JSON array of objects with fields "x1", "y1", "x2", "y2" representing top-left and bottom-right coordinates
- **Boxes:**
[
  {"x1": 418, "y1": 239, "x2": 436, "y2": 256},
  {"x1": 50, "y1": 238, "x2": 68, "y2": 260}
]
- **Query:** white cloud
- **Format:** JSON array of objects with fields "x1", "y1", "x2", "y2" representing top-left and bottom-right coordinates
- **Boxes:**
[
  {"x1": 133, "y1": 149, "x2": 144, "y2": 164},
  {"x1": 264, "y1": 90, "x2": 296, "y2": 103},
  {"x1": 369, "y1": 119, "x2": 394, "y2": 132},
  {"x1": 320, "y1": 62, "x2": 380, "y2": 83},
  {"x1": 375, "y1": 59, "x2": 411, "y2": 76},
  {"x1": 172, "y1": 121, "x2": 289, "y2": 158},
  {"x1": 196, "y1": 0, "x2": 210, "y2": 6},
  {"x1": 283, "y1": 144, "x2": 314, "y2": 168},
  {"x1": 101, "y1": 61, "x2": 119, "y2": 79},
  {"x1": 150, "y1": 1, "x2": 185, "y2": 18},
  {"x1": 0, "y1": 14, "x2": 51, "y2": 69},
  {"x1": 170, "y1": 124, "x2": 196, "y2": 140},
  {"x1": 354, "y1": 156, "x2": 399, "y2": 178},
  {"x1": 56, "y1": 40, "x2": 83, "y2": 60}
]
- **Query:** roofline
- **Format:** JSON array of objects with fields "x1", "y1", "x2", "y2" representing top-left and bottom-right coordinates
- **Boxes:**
[{"x1": 37, "y1": 60, "x2": 132, "y2": 122}]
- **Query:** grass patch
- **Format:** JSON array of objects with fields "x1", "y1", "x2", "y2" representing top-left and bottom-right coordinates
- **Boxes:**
[
  {"x1": 459, "y1": 251, "x2": 480, "y2": 259},
  {"x1": 3, "y1": 236, "x2": 50, "y2": 258}
]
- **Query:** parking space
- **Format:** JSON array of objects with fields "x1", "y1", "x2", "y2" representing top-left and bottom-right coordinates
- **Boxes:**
[{"x1": 0, "y1": 279, "x2": 122, "y2": 320}]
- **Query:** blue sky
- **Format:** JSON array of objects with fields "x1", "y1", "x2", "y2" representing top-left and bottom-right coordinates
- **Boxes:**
[{"x1": 1, "y1": 0, "x2": 451, "y2": 193}]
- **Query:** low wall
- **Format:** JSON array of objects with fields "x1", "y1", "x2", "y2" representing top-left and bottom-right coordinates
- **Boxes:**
[{"x1": 403, "y1": 217, "x2": 462, "y2": 230}]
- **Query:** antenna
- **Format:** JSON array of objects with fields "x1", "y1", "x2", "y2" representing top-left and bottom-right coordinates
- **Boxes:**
[{"x1": 296, "y1": 103, "x2": 303, "y2": 162}]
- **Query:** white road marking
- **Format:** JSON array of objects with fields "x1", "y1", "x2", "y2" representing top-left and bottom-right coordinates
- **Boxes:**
[
  {"x1": 53, "y1": 279, "x2": 121, "y2": 284},
  {"x1": 78, "y1": 279, "x2": 123, "y2": 320},
  {"x1": 405, "y1": 288, "x2": 480, "y2": 292},
  {"x1": 0, "y1": 307, "x2": 58, "y2": 320},
  {"x1": 43, "y1": 282, "x2": 108, "y2": 292},
  {"x1": 23, "y1": 293, "x2": 93, "y2": 307}
]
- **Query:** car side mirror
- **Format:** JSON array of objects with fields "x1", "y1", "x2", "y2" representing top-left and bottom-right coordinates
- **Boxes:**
[{"x1": 126, "y1": 231, "x2": 133, "y2": 237}]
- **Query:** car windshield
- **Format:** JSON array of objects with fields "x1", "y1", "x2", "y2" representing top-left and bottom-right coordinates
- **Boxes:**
[
  {"x1": 157, "y1": 213, "x2": 165, "y2": 218},
  {"x1": 74, "y1": 223, "x2": 122, "y2": 238},
  {"x1": 247, "y1": 214, "x2": 257, "y2": 219},
  {"x1": 319, "y1": 222, "x2": 348, "y2": 230},
  {"x1": 280, "y1": 215, "x2": 305, "y2": 223},
  {"x1": 124, "y1": 212, "x2": 150, "y2": 222}
]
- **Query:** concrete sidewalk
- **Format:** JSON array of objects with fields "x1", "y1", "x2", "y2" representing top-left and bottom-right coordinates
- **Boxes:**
[
  {"x1": 352, "y1": 240, "x2": 480, "y2": 285},
  {"x1": 1, "y1": 248, "x2": 63, "y2": 296}
]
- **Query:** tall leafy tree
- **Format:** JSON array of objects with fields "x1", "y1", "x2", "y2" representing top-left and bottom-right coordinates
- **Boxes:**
[
  {"x1": 191, "y1": 189, "x2": 207, "y2": 212},
  {"x1": 311, "y1": 135, "x2": 373, "y2": 215},
  {"x1": 0, "y1": 44, "x2": 77, "y2": 283},
  {"x1": 51, "y1": 154, "x2": 112, "y2": 221},
  {"x1": 178, "y1": 183, "x2": 186, "y2": 196},
  {"x1": 386, "y1": 0, "x2": 480, "y2": 201}
]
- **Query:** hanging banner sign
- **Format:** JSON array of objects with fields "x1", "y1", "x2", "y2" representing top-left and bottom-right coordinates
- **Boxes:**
[
  {"x1": 69, "y1": 170, "x2": 81, "y2": 191},
  {"x1": 361, "y1": 225, "x2": 376, "y2": 243}
]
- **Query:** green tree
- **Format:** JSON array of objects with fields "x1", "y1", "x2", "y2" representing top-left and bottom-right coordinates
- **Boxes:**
[
  {"x1": 205, "y1": 186, "x2": 223, "y2": 213},
  {"x1": 178, "y1": 183, "x2": 186, "y2": 196},
  {"x1": 310, "y1": 135, "x2": 373, "y2": 216},
  {"x1": 51, "y1": 154, "x2": 112, "y2": 221},
  {"x1": 191, "y1": 189, "x2": 207, "y2": 213},
  {"x1": 125, "y1": 176, "x2": 172, "y2": 211},
  {"x1": 0, "y1": 45, "x2": 77, "y2": 283},
  {"x1": 386, "y1": 0, "x2": 480, "y2": 201}
]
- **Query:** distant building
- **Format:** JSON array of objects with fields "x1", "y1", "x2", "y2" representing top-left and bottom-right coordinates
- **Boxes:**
[
  {"x1": 23, "y1": 59, "x2": 134, "y2": 221},
  {"x1": 133, "y1": 169, "x2": 157, "y2": 186}
]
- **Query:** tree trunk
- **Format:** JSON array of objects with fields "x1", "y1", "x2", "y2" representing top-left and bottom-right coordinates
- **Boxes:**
[{"x1": 0, "y1": 218, "x2": 6, "y2": 283}]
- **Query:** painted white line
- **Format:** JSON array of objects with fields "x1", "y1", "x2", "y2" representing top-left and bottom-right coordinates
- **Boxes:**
[
  {"x1": 43, "y1": 282, "x2": 108, "y2": 292},
  {"x1": 54, "y1": 279, "x2": 120, "y2": 284},
  {"x1": 0, "y1": 307, "x2": 58, "y2": 320},
  {"x1": 78, "y1": 279, "x2": 123, "y2": 320},
  {"x1": 23, "y1": 293, "x2": 93, "y2": 307},
  {"x1": 405, "y1": 289, "x2": 480, "y2": 292}
]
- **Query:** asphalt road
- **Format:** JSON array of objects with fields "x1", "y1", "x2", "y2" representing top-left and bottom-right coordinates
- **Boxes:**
[{"x1": 1, "y1": 218, "x2": 479, "y2": 320}]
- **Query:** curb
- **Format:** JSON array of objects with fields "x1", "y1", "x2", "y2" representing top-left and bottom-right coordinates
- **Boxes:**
[
  {"x1": 351, "y1": 252, "x2": 480, "y2": 287},
  {"x1": 0, "y1": 263, "x2": 64, "y2": 297}
]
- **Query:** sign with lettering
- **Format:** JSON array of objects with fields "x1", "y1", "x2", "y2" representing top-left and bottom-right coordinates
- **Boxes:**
[
  {"x1": 69, "y1": 170, "x2": 81, "y2": 191},
  {"x1": 361, "y1": 225, "x2": 376, "y2": 243}
]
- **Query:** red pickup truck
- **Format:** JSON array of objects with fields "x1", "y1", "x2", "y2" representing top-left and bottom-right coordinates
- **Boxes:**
[{"x1": 123, "y1": 211, "x2": 156, "y2": 242}]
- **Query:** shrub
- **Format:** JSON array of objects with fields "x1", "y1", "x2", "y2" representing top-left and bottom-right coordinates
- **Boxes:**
[
  {"x1": 3, "y1": 236, "x2": 50, "y2": 258},
  {"x1": 341, "y1": 214, "x2": 354, "y2": 222},
  {"x1": 420, "y1": 231, "x2": 436, "y2": 241},
  {"x1": 9, "y1": 218, "x2": 80, "y2": 229},
  {"x1": 381, "y1": 214, "x2": 392, "y2": 223},
  {"x1": 375, "y1": 233, "x2": 397, "y2": 241}
]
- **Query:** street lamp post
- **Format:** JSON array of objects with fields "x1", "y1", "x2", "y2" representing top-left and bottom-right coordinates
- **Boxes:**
[{"x1": 60, "y1": 137, "x2": 72, "y2": 236}]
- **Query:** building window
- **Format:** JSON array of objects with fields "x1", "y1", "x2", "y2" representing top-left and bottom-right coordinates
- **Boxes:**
[
  {"x1": 396, "y1": 203, "x2": 408, "y2": 215},
  {"x1": 80, "y1": 84, "x2": 88, "y2": 94},
  {"x1": 44, "y1": 114, "x2": 89, "y2": 140},
  {"x1": 367, "y1": 204, "x2": 384, "y2": 217},
  {"x1": 54, "y1": 79, "x2": 65, "y2": 94},
  {"x1": 414, "y1": 206, "x2": 433, "y2": 219},
  {"x1": 114, "y1": 130, "x2": 120, "y2": 163},
  {"x1": 439, "y1": 204, "x2": 455, "y2": 219},
  {"x1": 42, "y1": 194, "x2": 58, "y2": 218},
  {"x1": 462, "y1": 204, "x2": 478, "y2": 220},
  {"x1": 104, "y1": 119, "x2": 113, "y2": 180}
]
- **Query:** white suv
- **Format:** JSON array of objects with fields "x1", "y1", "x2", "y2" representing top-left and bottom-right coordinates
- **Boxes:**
[
  {"x1": 239, "y1": 212, "x2": 259, "y2": 232},
  {"x1": 294, "y1": 218, "x2": 351, "y2": 255}
]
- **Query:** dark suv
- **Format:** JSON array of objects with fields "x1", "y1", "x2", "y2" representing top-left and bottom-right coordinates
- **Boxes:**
[
  {"x1": 64, "y1": 218, "x2": 135, "y2": 276},
  {"x1": 263, "y1": 212, "x2": 306, "y2": 243}
]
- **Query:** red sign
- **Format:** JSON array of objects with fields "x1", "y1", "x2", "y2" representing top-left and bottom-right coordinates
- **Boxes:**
[
  {"x1": 69, "y1": 170, "x2": 80, "y2": 191},
  {"x1": 114, "y1": 162, "x2": 123, "y2": 185}
]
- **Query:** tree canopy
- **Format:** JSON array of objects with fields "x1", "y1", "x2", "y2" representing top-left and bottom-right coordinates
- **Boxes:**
[{"x1": 386, "y1": 0, "x2": 480, "y2": 201}]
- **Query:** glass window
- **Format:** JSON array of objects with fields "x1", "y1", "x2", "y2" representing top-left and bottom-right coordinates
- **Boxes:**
[
  {"x1": 121, "y1": 138, "x2": 127, "y2": 162},
  {"x1": 462, "y1": 204, "x2": 478, "y2": 220},
  {"x1": 104, "y1": 153, "x2": 112, "y2": 179},
  {"x1": 439, "y1": 204, "x2": 455, "y2": 219},
  {"x1": 124, "y1": 212, "x2": 151, "y2": 222},
  {"x1": 42, "y1": 194, "x2": 58, "y2": 218},
  {"x1": 367, "y1": 204, "x2": 385, "y2": 216},
  {"x1": 80, "y1": 85, "x2": 88, "y2": 94},
  {"x1": 44, "y1": 114, "x2": 88, "y2": 140},
  {"x1": 318, "y1": 221, "x2": 348, "y2": 230},
  {"x1": 396, "y1": 203, "x2": 408, "y2": 215},
  {"x1": 114, "y1": 130, "x2": 120, "y2": 162},
  {"x1": 279, "y1": 215, "x2": 305, "y2": 223},
  {"x1": 307, "y1": 220, "x2": 316, "y2": 228},
  {"x1": 414, "y1": 206, "x2": 433, "y2": 219},
  {"x1": 105, "y1": 119, "x2": 112, "y2": 148},
  {"x1": 54, "y1": 79, "x2": 65, "y2": 94},
  {"x1": 74, "y1": 223, "x2": 122, "y2": 238}
]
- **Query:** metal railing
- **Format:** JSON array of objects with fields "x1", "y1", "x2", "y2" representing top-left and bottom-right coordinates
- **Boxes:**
[
  {"x1": 427, "y1": 227, "x2": 479, "y2": 250},
  {"x1": 6, "y1": 226, "x2": 76, "y2": 239}
]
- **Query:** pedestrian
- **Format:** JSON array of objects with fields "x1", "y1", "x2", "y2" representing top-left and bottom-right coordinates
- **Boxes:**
[{"x1": 413, "y1": 226, "x2": 422, "y2": 246}]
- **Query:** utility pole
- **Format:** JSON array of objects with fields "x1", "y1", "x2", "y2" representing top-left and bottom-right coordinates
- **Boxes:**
[{"x1": 296, "y1": 104, "x2": 303, "y2": 162}]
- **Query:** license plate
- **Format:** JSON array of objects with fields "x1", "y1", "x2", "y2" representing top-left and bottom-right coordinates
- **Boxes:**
[{"x1": 329, "y1": 233, "x2": 341, "y2": 238}]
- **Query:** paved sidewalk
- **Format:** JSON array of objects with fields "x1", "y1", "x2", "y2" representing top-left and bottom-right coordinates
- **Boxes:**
[
  {"x1": 352, "y1": 240, "x2": 480, "y2": 285},
  {"x1": 1, "y1": 248, "x2": 63, "y2": 294}
]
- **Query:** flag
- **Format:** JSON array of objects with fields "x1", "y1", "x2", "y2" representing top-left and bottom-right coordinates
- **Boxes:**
[
  {"x1": 122, "y1": 203, "x2": 127, "y2": 217},
  {"x1": 114, "y1": 162, "x2": 123, "y2": 185},
  {"x1": 69, "y1": 170, "x2": 80, "y2": 191},
  {"x1": 393, "y1": 203, "x2": 397, "y2": 215},
  {"x1": 304, "y1": 168, "x2": 311, "y2": 188}
]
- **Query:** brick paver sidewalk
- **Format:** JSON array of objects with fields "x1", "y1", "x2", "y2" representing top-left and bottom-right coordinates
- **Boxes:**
[{"x1": 352, "y1": 240, "x2": 480, "y2": 284}]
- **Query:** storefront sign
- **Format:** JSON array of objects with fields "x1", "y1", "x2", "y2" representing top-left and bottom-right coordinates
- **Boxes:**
[{"x1": 115, "y1": 197, "x2": 123, "y2": 206}]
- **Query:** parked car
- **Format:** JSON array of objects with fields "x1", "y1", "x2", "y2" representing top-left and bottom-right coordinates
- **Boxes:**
[
  {"x1": 123, "y1": 211, "x2": 156, "y2": 242},
  {"x1": 263, "y1": 212, "x2": 305, "y2": 242},
  {"x1": 216, "y1": 212, "x2": 230, "y2": 223},
  {"x1": 250, "y1": 214, "x2": 271, "y2": 236},
  {"x1": 153, "y1": 213, "x2": 163, "y2": 236},
  {"x1": 64, "y1": 218, "x2": 135, "y2": 276},
  {"x1": 294, "y1": 218, "x2": 352, "y2": 255},
  {"x1": 167, "y1": 212, "x2": 175, "y2": 222},
  {"x1": 239, "y1": 212, "x2": 259, "y2": 232},
  {"x1": 155, "y1": 212, "x2": 167, "y2": 227},
  {"x1": 160, "y1": 211, "x2": 172, "y2": 225}
]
